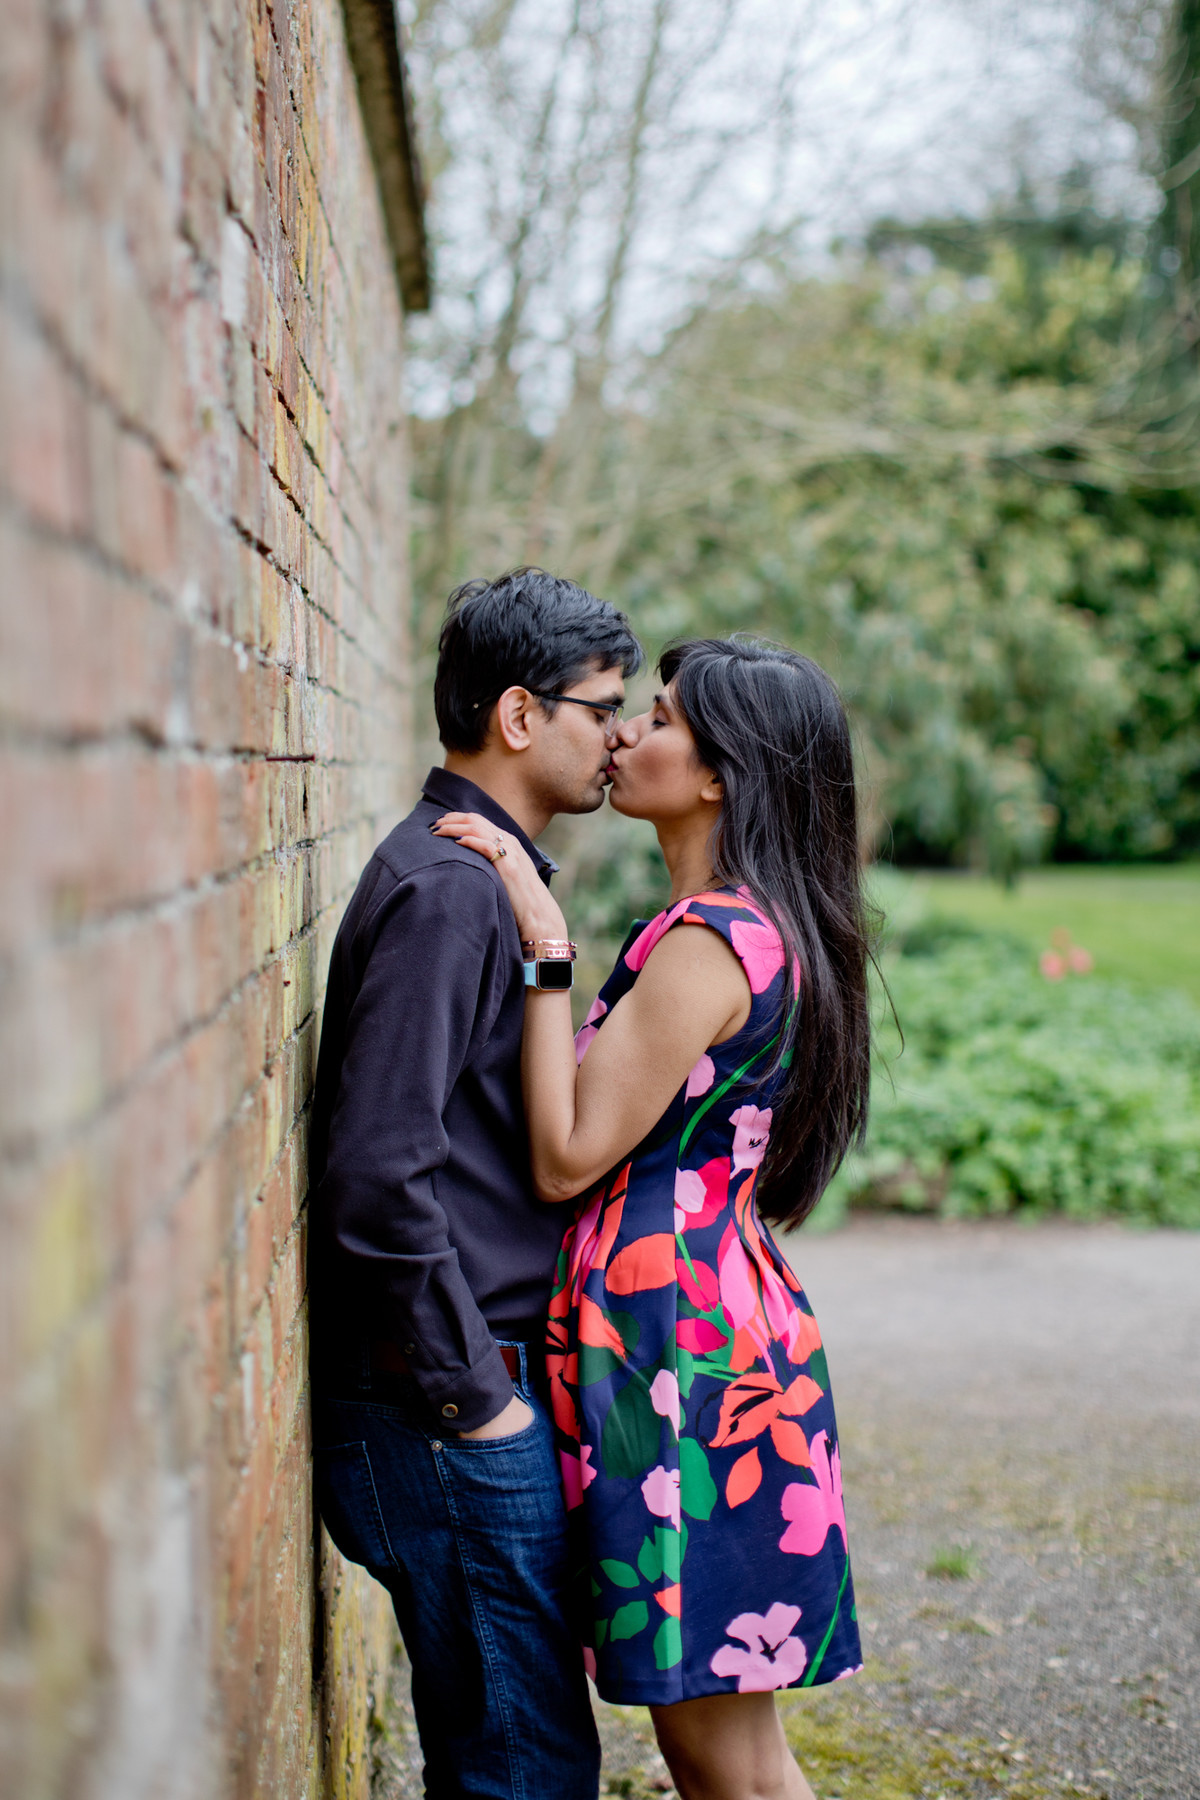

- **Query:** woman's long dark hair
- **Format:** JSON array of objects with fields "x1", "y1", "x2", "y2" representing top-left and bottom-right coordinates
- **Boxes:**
[{"x1": 661, "y1": 636, "x2": 876, "y2": 1230}]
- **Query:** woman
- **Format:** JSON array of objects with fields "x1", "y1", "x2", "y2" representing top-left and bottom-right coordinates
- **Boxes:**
[{"x1": 434, "y1": 637, "x2": 872, "y2": 1800}]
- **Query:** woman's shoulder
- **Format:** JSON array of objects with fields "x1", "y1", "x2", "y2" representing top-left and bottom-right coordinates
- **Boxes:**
[{"x1": 621, "y1": 886, "x2": 785, "y2": 994}]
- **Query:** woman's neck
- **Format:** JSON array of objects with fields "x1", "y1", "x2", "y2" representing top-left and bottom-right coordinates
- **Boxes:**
[{"x1": 656, "y1": 815, "x2": 720, "y2": 904}]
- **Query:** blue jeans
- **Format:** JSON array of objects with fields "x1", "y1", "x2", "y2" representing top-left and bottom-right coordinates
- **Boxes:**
[{"x1": 313, "y1": 1342, "x2": 601, "y2": 1800}]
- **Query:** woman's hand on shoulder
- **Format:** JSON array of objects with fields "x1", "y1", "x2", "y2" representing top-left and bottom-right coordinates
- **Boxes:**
[{"x1": 431, "y1": 811, "x2": 567, "y2": 941}]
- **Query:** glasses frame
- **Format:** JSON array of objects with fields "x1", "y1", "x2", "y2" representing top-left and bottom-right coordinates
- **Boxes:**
[{"x1": 525, "y1": 689, "x2": 624, "y2": 727}]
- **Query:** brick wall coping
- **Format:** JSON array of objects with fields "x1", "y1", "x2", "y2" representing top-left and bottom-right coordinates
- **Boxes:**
[{"x1": 343, "y1": 0, "x2": 430, "y2": 311}]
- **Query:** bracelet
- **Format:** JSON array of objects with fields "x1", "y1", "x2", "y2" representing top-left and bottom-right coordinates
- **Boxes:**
[{"x1": 520, "y1": 938, "x2": 577, "y2": 960}]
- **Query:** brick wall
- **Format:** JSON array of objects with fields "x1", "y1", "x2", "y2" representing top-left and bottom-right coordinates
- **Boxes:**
[{"x1": 0, "y1": 0, "x2": 421, "y2": 1788}]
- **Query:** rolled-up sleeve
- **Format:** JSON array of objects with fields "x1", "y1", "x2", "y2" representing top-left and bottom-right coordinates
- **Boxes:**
[{"x1": 317, "y1": 861, "x2": 515, "y2": 1431}]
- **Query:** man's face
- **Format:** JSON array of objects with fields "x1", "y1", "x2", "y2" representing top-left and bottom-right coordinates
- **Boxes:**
[{"x1": 527, "y1": 665, "x2": 626, "y2": 815}]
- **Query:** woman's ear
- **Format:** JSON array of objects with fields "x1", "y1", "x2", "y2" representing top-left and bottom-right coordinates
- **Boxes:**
[{"x1": 699, "y1": 770, "x2": 723, "y2": 806}]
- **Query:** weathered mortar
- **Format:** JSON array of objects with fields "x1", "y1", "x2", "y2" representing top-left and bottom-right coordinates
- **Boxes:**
[{"x1": 0, "y1": 0, "x2": 425, "y2": 1787}]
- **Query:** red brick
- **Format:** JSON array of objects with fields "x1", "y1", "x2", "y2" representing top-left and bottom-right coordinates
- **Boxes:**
[{"x1": 2, "y1": 0, "x2": 413, "y2": 1772}]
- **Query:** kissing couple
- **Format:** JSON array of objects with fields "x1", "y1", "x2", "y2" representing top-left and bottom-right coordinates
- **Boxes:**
[{"x1": 309, "y1": 569, "x2": 870, "y2": 1799}]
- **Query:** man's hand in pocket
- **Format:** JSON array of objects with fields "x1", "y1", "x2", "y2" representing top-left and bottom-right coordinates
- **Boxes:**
[{"x1": 457, "y1": 1393, "x2": 535, "y2": 1439}]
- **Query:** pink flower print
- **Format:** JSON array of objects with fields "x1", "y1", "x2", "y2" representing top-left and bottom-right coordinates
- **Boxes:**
[
  {"x1": 729, "y1": 917, "x2": 785, "y2": 993},
  {"x1": 730, "y1": 1104, "x2": 772, "y2": 1173},
  {"x1": 673, "y1": 1156, "x2": 731, "y2": 1234},
  {"x1": 649, "y1": 1368, "x2": 682, "y2": 1433},
  {"x1": 709, "y1": 1603, "x2": 808, "y2": 1691},
  {"x1": 718, "y1": 1231, "x2": 760, "y2": 1331},
  {"x1": 676, "y1": 1317, "x2": 728, "y2": 1353},
  {"x1": 582, "y1": 1644, "x2": 597, "y2": 1680},
  {"x1": 685, "y1": 1053, "x2": 715, "y2": 1099},
  {"x1": 785, "y1": 1307, "x2": 823, "y2": 1366},
  {"x1": 641, "y1": 1463, "x2": 681, "y2": 1531},
  {"x1": 625, "y1": 898, "x2": 693, "y2": 971},
  {"x1": 574, "y1": 996, "x2": 608, "y2": 1062},
  {"x1": 559, "y1": 1443, "x2": 597, "y2": 1509},
  {"x1": 674, "y1": 1167, "x2": 708, "y2": 1232},
  {"x1": 675, "y1": 1256, "x2": 720, "y2": 1311},
  {"x1": 779, "y1": 1430, "x2": 847, "y2": 1556}
]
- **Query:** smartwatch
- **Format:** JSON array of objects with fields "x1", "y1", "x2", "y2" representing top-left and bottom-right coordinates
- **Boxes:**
[{"x1": 524, "y1": 957, "x2": 574, "y2": 991}]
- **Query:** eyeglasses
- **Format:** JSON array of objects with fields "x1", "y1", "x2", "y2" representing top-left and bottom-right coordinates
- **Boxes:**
[{"x1": 526, "y1": 689, "x2": 624, "y2": 727}]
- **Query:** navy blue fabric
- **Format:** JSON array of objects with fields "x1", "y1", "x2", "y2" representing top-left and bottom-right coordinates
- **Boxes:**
[
  {"x1": 308, "y1": 768, "x2": 567, "y2": 1433},
  {"x1": 314, "y1": 1344, "x2": 601, "y2": 1800}
]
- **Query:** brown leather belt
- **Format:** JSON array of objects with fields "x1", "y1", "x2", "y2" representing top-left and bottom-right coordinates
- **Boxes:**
[{"x1": 372, "y1": 1339, "x2": 523, "y2": 1381}]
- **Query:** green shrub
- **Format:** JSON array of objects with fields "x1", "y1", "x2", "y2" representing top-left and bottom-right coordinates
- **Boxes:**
[{"x1": 819, "y1": 922, "x2": 1200, "y2": 1227}]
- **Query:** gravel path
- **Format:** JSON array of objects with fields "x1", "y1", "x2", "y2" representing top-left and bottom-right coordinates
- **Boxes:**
[{"x1": 372, "y1": 1218, "x2": 1200, "y2": 1800}]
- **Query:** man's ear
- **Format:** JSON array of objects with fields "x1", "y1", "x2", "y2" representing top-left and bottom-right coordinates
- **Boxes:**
[
  {"x1": 493, "y1": 686, "x2": 537, "y2": 753},
  {"x1": 699, "y1": 771, "x2": 723, "y2": 806}
]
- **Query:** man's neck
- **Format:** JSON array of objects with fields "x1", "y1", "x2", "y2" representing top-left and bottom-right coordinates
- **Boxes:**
[{"x1": 442, "y1": 753, "x2": 551, "y2": 840}]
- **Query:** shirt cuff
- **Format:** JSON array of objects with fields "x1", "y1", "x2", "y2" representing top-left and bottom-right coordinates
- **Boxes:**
[{"x1": 416, "y1": 1342, "x2": 516, "y2": 1433}]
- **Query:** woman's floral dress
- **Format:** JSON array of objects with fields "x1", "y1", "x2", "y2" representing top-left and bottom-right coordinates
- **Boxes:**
[{"x1": 547, "y1": 888, "x2": 862, "y2": 1706}]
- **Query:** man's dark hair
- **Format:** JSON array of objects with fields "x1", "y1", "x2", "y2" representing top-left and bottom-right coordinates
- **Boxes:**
[{"x1": 434, "y1": 568, "x2": 644, "y2": 754}]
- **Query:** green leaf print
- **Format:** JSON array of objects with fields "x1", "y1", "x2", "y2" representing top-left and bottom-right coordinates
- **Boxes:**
[
  {"x1": 679, "y1": 1035, "x2": 779, "y2": 1155},
  {"x1": 807, "y1": 1346, "x2": 829, "y2": 1391},
  {"x1": 637, "y1": 1536, "x2": 662, "y2": 1582},
  {"x1": 578, "y1": 1310, "x2": 642, "y2": 1386},
  {"x1": 578, "y1": 1343, "x2": 624, "y2": 1385},
  {"x1": 610, "y1": 1601, "x2": 649, "y2": 1641},
  {"x1": 595, "y1": 1618, "x2": 608, "y2": 1647},
  {"x1": 657, "y1": 1526, "x2": 682, "y2": 1581},
  {"x1": 653, "y1": 1617, "x2": 683, "y2": 1670},
  {"x1": 600, "y1": 1559, "x2": 640, "y2": 1589},
  {"x1": 601, "y1": 1374, "x2": 662, "y2": 1479},
  {"x1": 612, "y1": 1309, "x2": 641, "y2": 1353},
  {"x1": 679, "y1": 1437, "x2": 718, "y2": 1521},
  {"x1": 676, "y1": 1347, "x2": 696, "y2": 1398},
  {"x1": 636, "y1": 1525, "x2": 683, "y2": 1583}
]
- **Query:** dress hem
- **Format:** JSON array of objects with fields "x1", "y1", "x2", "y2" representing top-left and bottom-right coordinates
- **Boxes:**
[{"x1": 593, "y1": 1661, "x2": 864, "y2": 1708}]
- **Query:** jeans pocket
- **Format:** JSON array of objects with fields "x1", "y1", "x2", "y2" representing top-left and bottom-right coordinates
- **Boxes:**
[
  {"x1": 449, "y1": 1389, "x2": 544, "y2": 1453},
  {"x1": 314, "y1": 1440, "x2": 397, "y2": 1573}
]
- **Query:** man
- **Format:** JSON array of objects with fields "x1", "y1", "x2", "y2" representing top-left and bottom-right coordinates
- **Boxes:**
[{"x1": 308, "y1": 568, "x2": 643, "y2": 1799}]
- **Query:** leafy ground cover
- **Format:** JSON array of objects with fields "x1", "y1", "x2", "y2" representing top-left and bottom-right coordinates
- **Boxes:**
[
  {"x1": 902, "y1": 866, "x2": 1200, "y2": 1001},
  {"x1": 814, "y1": 869, "x2": 1200, "y2": 1228}
]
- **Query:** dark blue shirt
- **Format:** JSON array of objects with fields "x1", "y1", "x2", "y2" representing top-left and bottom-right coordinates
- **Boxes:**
[{"x1": 308, "y1": 768, "x2": 565, "y2": 1430}]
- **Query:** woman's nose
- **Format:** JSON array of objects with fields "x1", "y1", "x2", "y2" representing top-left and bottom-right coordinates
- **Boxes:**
[{"x1": 610, "y1": 715, "x2": 639, "y2": 748}]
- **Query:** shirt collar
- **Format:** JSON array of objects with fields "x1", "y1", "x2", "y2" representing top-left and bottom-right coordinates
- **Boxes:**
[{"x1": 421, "y1": 767, "x2": 559, "y2": 884}]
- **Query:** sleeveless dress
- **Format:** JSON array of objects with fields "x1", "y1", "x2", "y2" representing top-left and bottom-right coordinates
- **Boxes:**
[{"x1": 545, "y1": 887, "x2": 862, "y2": 1706}]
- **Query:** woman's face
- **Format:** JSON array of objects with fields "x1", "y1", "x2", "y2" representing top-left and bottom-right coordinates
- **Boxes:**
[{"x1": 605, "y1": 682, "x2": 720, "y2": 823}]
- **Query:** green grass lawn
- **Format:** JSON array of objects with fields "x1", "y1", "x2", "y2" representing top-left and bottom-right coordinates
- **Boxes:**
[{"x1": 891, "y1": 864, "x2": 1200, "y2": 1001}]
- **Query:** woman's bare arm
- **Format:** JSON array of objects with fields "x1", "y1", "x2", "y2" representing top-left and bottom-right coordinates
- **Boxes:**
[
  {"x1": 430, "y1": 810, "x2": 751, "y2": 1200},
  {"x1": 523, "y1": 924, "x2": 750, "y2": 1200}
]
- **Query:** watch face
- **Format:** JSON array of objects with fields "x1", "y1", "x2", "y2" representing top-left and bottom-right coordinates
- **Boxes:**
[{"x1": 535, "y1": 958, "x2": 574, "y2": 990}]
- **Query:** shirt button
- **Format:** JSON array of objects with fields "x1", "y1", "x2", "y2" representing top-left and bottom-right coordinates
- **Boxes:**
[
  {"x1": 441, "y1": 1403, "x2": 459, "y2": 1419},
  {"x1": 404, "y1": 1343, "x2": 416, "y2": 1355}
]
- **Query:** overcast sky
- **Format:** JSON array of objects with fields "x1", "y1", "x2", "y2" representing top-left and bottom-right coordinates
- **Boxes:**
[{"x1": 403, "y1": 0, "x2": 1159, "y2": 417}]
